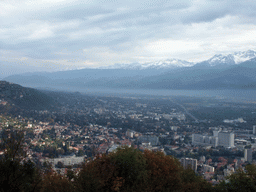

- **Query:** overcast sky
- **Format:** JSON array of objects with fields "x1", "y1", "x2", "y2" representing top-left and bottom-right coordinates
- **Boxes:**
[{"x1": 1, "y1": 0, "x2": 256, "y2": 76}]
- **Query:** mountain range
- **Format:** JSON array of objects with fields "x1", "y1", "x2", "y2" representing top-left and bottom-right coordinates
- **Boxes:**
[
  {"x1": 3, "y1": 50, "x2": 256, "y2": 91},
  {"x1": 100, "y1": 50, "x2": 256, "y2": 69}
]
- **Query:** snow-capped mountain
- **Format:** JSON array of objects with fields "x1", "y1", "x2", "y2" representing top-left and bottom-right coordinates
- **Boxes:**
[
  {"x1": 100, "y1": 50, "x2": 256, "y2": 69},
  {"x1": 206, "y1": 50, "x2": 256, "y2": 66},
  {"x1": 140, "y1": 59, "x2": 194, "y2": 69},
  {"x1": 233, "y1": 50, "x2": 256, "y2": 64},
  {"x1": 100, "y1": 59, "x2": 194, "y2": 70},
  {"x1": 4, "y1": 50, "x2": 256, "y2": 91}
]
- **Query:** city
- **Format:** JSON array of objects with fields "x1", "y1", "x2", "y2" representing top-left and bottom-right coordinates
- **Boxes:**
[{"x1": 1, "y1": 82, "x2": 256, "y2": 186}]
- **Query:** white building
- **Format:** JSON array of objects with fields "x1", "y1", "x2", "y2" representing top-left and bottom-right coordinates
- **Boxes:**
[
  {"x1": 192, "y1": 131, "x2": 234, "y2": 148},
  {"x1": 244, "y1": 149, "x2": 253, "y2": 162},
  {"x1": 192, "y1": 134, "x2": 218, "y2": 147},
  {"x1": 253, "y1": 125, "x2": 256, "y2": 135},
  {"x1": 180, "y1": 158, "x2": 197, "y2": 172},
  {"x1": 126, "y1": 130, "x2": 134, "y2": 138},
  {"x1": 218, "y1": 132, "x2": 235, "y2": 148},
  {"x1": 213, "y1": 130, "x2": 220, "y2": 137},
  {"x1": 41, "y1": 154, "x2": 86, "y2": 167},
  {"x1": 200, "y1": 156, "x2": 206, "y2": 162},
  {"x1": 202, "y1": 164, "x2": 215, "y2": 173}
]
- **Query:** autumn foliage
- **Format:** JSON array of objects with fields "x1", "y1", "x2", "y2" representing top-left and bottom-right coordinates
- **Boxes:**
[
  {"x1": 0, "y1": 130, "x2": 215, "y2": 192},
  {"x1": 75, "y1": 146, "x2": 212, "y2": 192}
]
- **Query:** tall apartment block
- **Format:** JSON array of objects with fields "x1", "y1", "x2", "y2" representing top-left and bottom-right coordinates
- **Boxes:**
[
  {"x1": 180, "y1": 158, "x2": 197, "y2": 172},
  {"x1": 244, "y1": 149, "x2": 253, "y2": 162},
  {"x1": 192, "y1": 131, "x2": 234, "y2": 148},
  {"x1": 218, "y1": 132, "x2": 235, "y2": 148},
  {"x1": 192, "y1": 134, "x2": 218, "y2": 147}
]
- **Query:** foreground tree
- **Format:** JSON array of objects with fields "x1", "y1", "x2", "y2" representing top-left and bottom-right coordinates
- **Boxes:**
[
  {"x1": 181, "y1": 167, "x2": 213, "y2": 192},
  {"x1": 215, "y1": 164, "x2": 256, "y2": 192},
  {"x1": 143, "y1": 150, "x2": 183, "y2": 191},
  {"x1": 76, "y1": 147, "x2": 147, "y2": 192},
  {"x1": 0, "y1": 129, "x2": 42, "y2": 192},
  {"x1": 75, "y1": 146, "x2": 213, "y2": 192},
  {"x1": 40, "y1": 170, "x2": 74, "y2": 192}
]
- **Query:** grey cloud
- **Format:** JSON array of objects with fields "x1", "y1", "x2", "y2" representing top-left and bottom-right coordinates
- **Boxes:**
[
  {"x1": 1, "y1": 0, "x2": 256, "y2": 72},
  {"x1": 36, "y1": 6, "x2": 114, "y2": 21},
  {"x1": 181, "y1": 0, "x2": 256, "y2": 24}
]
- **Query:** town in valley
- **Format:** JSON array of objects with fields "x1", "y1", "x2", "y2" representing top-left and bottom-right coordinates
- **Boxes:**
[{"x1": 1, "y1": 81, "x2": 256, "y2": 184}]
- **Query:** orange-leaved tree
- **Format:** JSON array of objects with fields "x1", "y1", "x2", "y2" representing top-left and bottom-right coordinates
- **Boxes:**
[
  {"x1": 40, "y1": 170, "x2": 75, "y2": 192},
  {"x1": 75, "y1": 146, "x2": 147, "y2": 192},
  {"x1": 75, "y1": 146, "x2": 213, "y2": 192},
  {"x1": 143, "y1": 150, "x2": 183, "y2": 192}
]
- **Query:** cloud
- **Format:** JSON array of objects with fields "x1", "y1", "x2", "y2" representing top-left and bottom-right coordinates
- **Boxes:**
[{"x1": 1, "y1": 0, "x2": 256, "y2": 76}]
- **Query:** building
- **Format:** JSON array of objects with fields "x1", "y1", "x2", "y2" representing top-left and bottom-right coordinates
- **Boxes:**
[
  {"x1": 244, "y1": 149, "x2": 253, "y2": 162},
  {"x1": 218, "y1": 132, "x2": 235, "y2": 148},
  {"x1": 192, "y1": 134, "x2": 218, "y2": 147},
  {"x1": 41, "y1": 154, "x2": 86, "y2": 167},
  {"x1": 180, "y1": 158, "x2": 197, "y2": 172},
  {"x1": 224, "y1": 167, "x2": 234, "y2": 177},
  {"x1": 253, "y1": 125, "x2": 256, "y2": 135},
  {"x1": 200, "y1": 156, "x2": 206, "y2": 162},
  {"x1": 192, "y1": 131, "x2": 234, "y2": 148},
  {"x1": 213, "y1": 130, "x2": 220, "y2": 137},
  {"x1": 126, "y1": 130, "x2": 134, "y2": 138},
  {"x1": 138, "y1": 135, "x2": 159, "y2": 146},
  {"x1": 202, "y1": 164, "x2": 215, "y2": 173}
]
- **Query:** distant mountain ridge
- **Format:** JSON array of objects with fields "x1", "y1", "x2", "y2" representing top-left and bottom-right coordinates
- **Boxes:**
[
  {"x1": 199, "y1": 50, "x2": 256, "y2": 67},
  {"x1": 3, "y1": 50, "x2": 256, "y2": 91},
  {"x1": 99, "y1": 50, "x2": 256, "y2": 69},
  {"x1": 100, "y1": 59, "x2": 194, "y2": 70},
  {"x1": 126, "y1": 57, "x2": 256, "y2": 90}
]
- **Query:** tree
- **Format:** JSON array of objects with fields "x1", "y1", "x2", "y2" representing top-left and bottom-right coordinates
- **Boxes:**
[
  {"x1": 143, "y1": 150, "x2": 183, "y2": 192},
  {"x1": 66, "y1": 167, "x2": 75, "y2": 181},
  {"x1": 181, "y1": 167, "x2": 213, "y2": 192},
  {"x1": 75, "y1": 147, "x2": 214, "y2": 192},
  {"x1": 41, "y1": 171, "x2": 74, "y2": 192},
  {"x1": 0, "y1": 129, "x2": 26, "y2": 161},
  {"x1": 77, "y1": 149, "x2": 85, "y2": 157},
  {"x1": 0, "y1": 129, "x2": 42, "y2": 192},
  {"x1": 76, "y1": 146, "x2": 147, "y2": 192},
  {"x1": 109, "y1": 146, "x2": 147, "y2": 192},
  {"x1": 216, "y1": 165, "x2": 256, "y2": 192},
  {"x1": 56, "y1": 161, "x2": 64, "y2": 168}
]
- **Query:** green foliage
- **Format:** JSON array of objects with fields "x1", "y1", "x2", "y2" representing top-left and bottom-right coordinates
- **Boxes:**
[
  {"x1": 215, "y1": 165, "x2": 256, "y2": 192},
  {"x1": 66, "y1": 168, "x2": 75, "y2": 181},
  {"x1": 0, "y1": 159, "x2": 41, "y2": 192},
  {"x1": 75, "y1": 147, "x2": 148, "y2": 192},
  {"x1": 109, "y1": 146, "x2": 147, "y2": 191},
  {"x1": 75, "y1": 147, "x2": 214, "y2": 192},
  {"x1": 0, "y1": 129, "x2": 42, "y2": 192},
  {"x1": 7, "y1": 134, "x2": 256, "y2": 192},
  {"x1": 0, "y1": 129, "x2": 26, "y2": 161},
  {"x1": 181, "y1": 168, "x2": 213, "y2": 192}
]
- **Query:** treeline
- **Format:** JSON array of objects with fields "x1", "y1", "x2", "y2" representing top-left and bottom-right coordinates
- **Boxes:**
[{"x1": 1, "y1": 130, "x2": 256, "y2": 192}]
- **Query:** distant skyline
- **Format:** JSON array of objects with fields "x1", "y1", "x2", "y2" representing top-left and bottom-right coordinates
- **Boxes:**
[{"x1": 1, "y1": 0, "x2": 256, "y2": 77}]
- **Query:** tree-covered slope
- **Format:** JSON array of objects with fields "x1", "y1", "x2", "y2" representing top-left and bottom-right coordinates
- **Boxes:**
[{"x1": 0, "y1": 81, "x2": 57, "y2": 111}]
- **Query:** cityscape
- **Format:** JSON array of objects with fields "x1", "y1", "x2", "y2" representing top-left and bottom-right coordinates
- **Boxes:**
[
  {"x1": 1, "y1": 81, "x2": 256, "y2": 186},
  {"x1": 2, "y1": 0, "x2": 256, "y2": 191}
]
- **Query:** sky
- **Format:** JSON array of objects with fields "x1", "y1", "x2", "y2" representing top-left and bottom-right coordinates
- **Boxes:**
[{"x1": 1, "y1": 0, "x2": 256, "y2": 77}]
